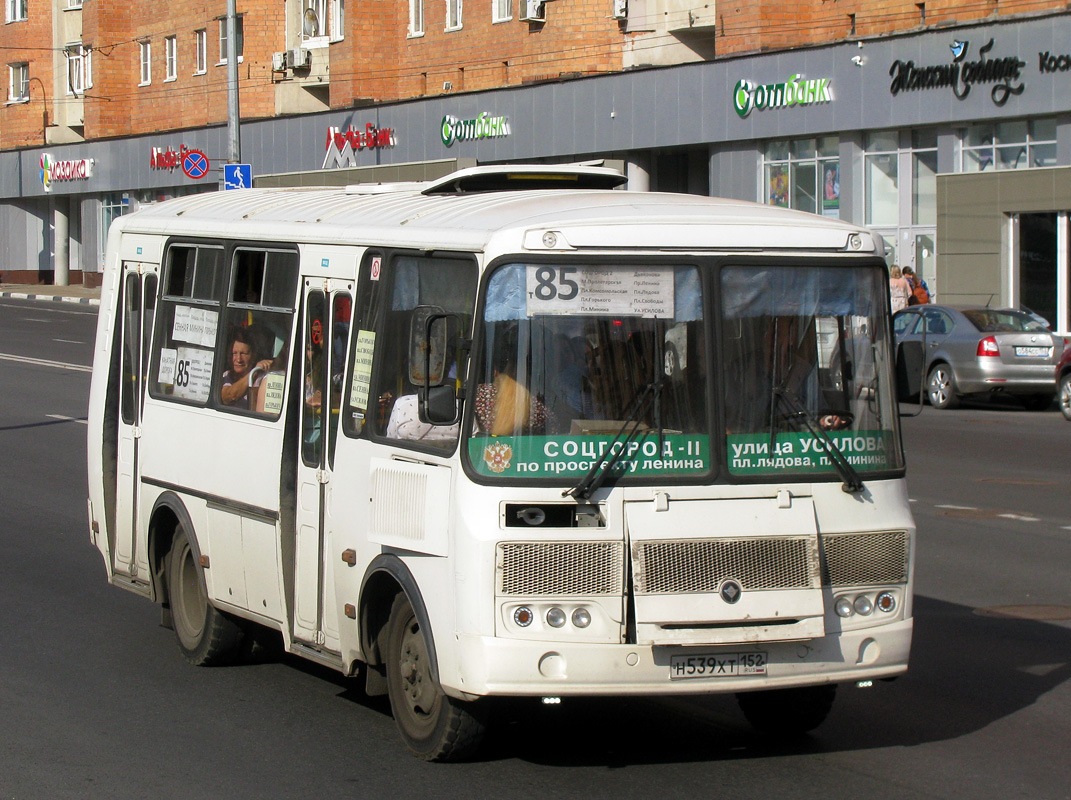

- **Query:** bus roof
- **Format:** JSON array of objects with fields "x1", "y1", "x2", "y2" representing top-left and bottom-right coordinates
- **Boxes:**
[{"x1": 117, "y1": 167, "x2": 874, "y2": 255}]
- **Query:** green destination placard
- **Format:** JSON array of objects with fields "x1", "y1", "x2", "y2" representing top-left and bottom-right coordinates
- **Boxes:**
[{"x1": 728, "y1": 430, "x2": 895, "y2": 475}]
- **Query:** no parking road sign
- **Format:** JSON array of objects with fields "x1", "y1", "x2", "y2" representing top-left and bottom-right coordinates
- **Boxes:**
[{"x1": 182, "y1": 150, "x2": 210, "y2": 180}]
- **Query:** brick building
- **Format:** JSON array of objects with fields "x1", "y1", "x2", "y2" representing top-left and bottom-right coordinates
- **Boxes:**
[{"x1": 2, "y1": 0, "x2": 1071, "y2": 333}]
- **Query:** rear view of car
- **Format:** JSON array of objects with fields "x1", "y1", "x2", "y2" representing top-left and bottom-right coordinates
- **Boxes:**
[{"x1": 894, "y1": 306, "x2": 1065, "y2": 410}]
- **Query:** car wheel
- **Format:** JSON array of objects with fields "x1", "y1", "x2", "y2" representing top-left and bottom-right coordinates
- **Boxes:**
[
  {"x1": 736, "y1": 684, "x2": 837, "y2": 737},
  {"x1": 385, "y1": 593, "x2": 487, "y2": 761},
  {"x1": 1060, "y1": 373, "x2": 1071, "y2": 421},
  {"x1": 927, "y1": 363, "x2": 959, "y2": 409},
  {"x1": 1022, "y1": 393, "x2": 1054, "y2": 412},
  {"x1": 167, "y1": 524, "x2": 244, "y2": 666}
]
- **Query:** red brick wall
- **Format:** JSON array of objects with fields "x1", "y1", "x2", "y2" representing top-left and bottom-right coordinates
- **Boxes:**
[{"x1": 0, "y1": 0, "x2": 55, "y2": 148}]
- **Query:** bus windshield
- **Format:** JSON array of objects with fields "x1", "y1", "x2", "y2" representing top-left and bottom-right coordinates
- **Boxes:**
[
  {"x1": 721, "y1": 264, "x2": 903, "y2": 477},
  {"x1": 467, "y1": 263, "x2": 709, "y2": 481}
]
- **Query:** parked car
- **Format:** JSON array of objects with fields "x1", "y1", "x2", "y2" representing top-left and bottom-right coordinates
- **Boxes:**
[
  {"x1": 1057, "y1": 345, "x2": 1071, "y2": 421},
  {"x1": 893, "y1": 305, "x2": 1065, "y2": 410}
]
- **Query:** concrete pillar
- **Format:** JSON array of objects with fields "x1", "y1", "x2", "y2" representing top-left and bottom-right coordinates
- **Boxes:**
[
  {"x1": 627, "y1": 152, "x2": 651, "y2": 192},
  {"x1": 52, "y1": 196, "x2": 69, "y2": 287}
]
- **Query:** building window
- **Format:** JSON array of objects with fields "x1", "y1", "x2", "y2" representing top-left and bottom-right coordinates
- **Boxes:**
[
  {"x1": 763, "y1": 137, "x2": 839, "y2": 217},
  {"x1": 300, "y1": 0, "x2": 344, "y2": 43},
  {"x1": 408, "y1": 0, "x2": 424, "y2": 36},
  {"x1": 911, "y1": 130, "x2": 938, "y2": 226},
  {"x1": 8, "y1": 62, "x2": 29, "y2": 102},
  {"x1": 195, "y1": 29, "x2": 207, "y2": 74},
  {"x1": 446, "y1": 0, "x2": 462, "y2": 30},
  {"x1": 99, "y1": 194, "x2": 129, "y2": 270},
  {"x1": 961, "y1": 119, "x2": 1058, "y2": 173},
  {"x1": 493, "y1": 0, "x2": 512, "y2": 22},
  {"x1": 6, "y1": 0, "x2": 27, "y2": 22},
  {"x1": 218, "y1": 16, "x2": 244, "y2": 64},
  {"x1": 139, "y1": 41, "x2": 151, "y2": 85},
  {"x1": 864, "y1": 131, "x2": 899, "y2": 228},
  {"x1": 66, "y1": 44, "x2": 92, "y2": 95},
  {"x1": 67, "y1": 0, "x2": 83, "y2": 8},
  {"x1": 165, "y1": 36, "x2": 177, "y2": 81}
]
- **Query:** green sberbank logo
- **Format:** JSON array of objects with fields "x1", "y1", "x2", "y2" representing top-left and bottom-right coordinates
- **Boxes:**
[
  {"x1": 440, "y1": 112, "x2": 511, "y2": 146},
  {"x1": 733, "y1": 74, "x2": 833, "y2": 118}
]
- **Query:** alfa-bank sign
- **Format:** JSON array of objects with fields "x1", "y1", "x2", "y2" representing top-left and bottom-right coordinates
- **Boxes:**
[{"x1": 323, "y1": 123, "x2": 395, "y2": 168}]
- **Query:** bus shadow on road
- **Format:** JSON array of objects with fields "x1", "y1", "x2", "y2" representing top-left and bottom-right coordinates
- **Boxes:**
[{"x1": 473, "y1": 594, "x2": 1071, "y2": 766}]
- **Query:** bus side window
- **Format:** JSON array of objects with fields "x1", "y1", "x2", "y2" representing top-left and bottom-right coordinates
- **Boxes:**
[
  {"x1": 342, "y1": 252, "x2": 388, "y2": 438},
  {"x1": 149, "y1": 244, "x2": 225, "y2": 406},
  {"x1": 371, "y1": 254, "x2": 476, "y2": 449},
  {"x1": 218, "y1": 248, "x2": 299, "y2": 418}
]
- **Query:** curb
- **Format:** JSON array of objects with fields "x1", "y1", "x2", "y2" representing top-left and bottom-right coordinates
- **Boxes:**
[{"x1": 0, "y1": 291, "x2": 100, "y2": 307}]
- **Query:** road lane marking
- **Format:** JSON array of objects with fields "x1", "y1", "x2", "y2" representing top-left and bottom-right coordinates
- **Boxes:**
[
  {"x1": 997, "y1": 513, "x2": 1040, "y2": 522},
  {"x1": 47, "y1": 414, "x2": 88, "y2": 425},
  {"x1": 0, "y1": 352, "x2": 91, "y2": 372},
  {"x1": 52, "y1": 338, "x2": 83, "y2": 344},
  {"x1": 936, "y1": 504, "x2": 978, "y2": 510}
]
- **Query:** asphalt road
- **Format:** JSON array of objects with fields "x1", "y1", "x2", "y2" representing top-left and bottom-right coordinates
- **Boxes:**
[{"x1": 1, "y1": 297, "x2": 1068, "y2": 799}]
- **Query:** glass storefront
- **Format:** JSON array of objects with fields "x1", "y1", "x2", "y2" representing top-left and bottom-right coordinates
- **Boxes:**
[{"x1": 763, "y1": 137, "x2": 839, "y2": 217}]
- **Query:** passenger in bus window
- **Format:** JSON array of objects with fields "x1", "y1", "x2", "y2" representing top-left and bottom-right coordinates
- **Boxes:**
[
  {"x1": 474, "y1": 354, "x2": 554, "y2": 436},
  {"x1": 221, "y1": 328, "x2": 272, "y2": 409}
]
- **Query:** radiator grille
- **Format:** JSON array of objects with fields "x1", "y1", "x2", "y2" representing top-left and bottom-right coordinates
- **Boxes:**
[
  {"x1": 633, "y1": 537, "x2": 819, "y2": 595},
  {"x1": 820, "y1": 531, "x2": 910, "y2": 586},
  {"x1": 497, "y1": 541, "x2": 624, "y2": 596}
]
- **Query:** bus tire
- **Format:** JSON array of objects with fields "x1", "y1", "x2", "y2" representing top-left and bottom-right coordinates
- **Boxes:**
[
  {"x1": 385, "y1": 593, "x2": 486, "y2": 761},
  {"x1": 736, "y1": 684, "x2": 837, "y2": 737},
  {"x1": 166, "y1": 525, "x2": 244, "y2": 666}
]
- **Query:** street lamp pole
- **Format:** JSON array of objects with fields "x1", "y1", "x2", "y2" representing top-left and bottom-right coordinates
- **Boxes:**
[{"x1": 226, "y1": 0, "x2": 241, "y2": 164}]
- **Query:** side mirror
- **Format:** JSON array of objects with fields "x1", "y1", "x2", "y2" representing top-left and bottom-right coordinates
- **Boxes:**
[
  {"x1": 408, "y1": 305, "x2": 447, "y2": 386},
  {"x1": 421, "y1": 384, "x2": 459, "y2": 425}
]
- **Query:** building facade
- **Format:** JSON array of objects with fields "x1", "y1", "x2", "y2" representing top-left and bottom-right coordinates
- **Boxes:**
[{"x1": 2, "y1": 1, "x2": 1071, "y2": 333}]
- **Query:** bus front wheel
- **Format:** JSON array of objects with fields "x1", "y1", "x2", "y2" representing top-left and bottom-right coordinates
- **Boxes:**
[
  {"x1": 385, "y1": 593, "x2": 486, "y2": 761},
  {"x1": 736, "y1": 684, "x2": 837, "y2": 737},
  {"x1": 166, "y1": 525, "x2": 244, "y2": 666}
]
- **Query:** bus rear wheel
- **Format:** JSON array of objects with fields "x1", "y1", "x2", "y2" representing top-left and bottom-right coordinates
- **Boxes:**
[
  {"x1": 736, "y1": 684, "x2": 837, "y2": 737},
  {"x1": 166, "y1": 525, "x2": 244, "y2": 666},
  {"x1": 385, "y1": 593, "x2": 486, "y2": 761}
]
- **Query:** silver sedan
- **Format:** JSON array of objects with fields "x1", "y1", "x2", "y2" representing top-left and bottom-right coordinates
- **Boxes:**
[{"x1": 894, "y1": 305, "x2": 1065, "y2": 410}]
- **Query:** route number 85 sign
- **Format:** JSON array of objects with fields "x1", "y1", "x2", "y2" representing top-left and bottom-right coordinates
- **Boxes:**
[{"x1": 525, "y1": 265, "x2": 675, "y2": 318}]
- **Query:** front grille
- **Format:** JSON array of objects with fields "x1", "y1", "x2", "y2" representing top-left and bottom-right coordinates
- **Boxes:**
[
  {"x1": 497, "y1": 541, "x2": 624, "y2": 596},
  {"x1": 632, "y1": 537, "x2": 820, "y2": 595},
  {"x1": 820, "y1": 531, "x2": 910, "y2": 586}
]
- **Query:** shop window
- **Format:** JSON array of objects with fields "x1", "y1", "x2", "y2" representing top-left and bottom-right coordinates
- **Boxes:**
[
  {"x1": 763, "y1": 137, "x2": 839, "y2": 217},
  {"x1": 962, "y1": 118, "x2": 1057, "y2": 172},
  {"x1": 911, "y1": 130, "x2": 938, "y2": 226},
  {"x1": 99, "y1": 194, "x2": 129, "y2": 270},
  {"x1": 864, "y1": 131, "x2": 899, "y2": 228}
]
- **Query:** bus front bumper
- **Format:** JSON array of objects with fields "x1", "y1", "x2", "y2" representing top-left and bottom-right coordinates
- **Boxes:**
[{"x1": 447, "y1": 619, "x2": 912, "y2": 698}]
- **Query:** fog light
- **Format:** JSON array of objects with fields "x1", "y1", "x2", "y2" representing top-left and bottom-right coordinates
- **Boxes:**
[
  {"x1": 854, "y1": 595, "x2": 874, "y2": 615},
  {"x1": 835, "y1": 596, "x2": 854, "y2": 617},
  {"x1": 571, "y1": 608, "x2": 591, "y2": 628},
  {"x1": 876, "y1": 591, "x2": 897, "y2": 613},
  {"x1": 514, "y1": 606, "x2": 534, "y2": 627},
  {"x1": 546, "y1": 607, "x2": 567, "y2": 628}
]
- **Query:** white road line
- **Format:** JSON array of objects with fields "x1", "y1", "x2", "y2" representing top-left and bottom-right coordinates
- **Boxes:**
[
  {"x1": 47, "y1": 414, "x2": 88, "y2": 425},
  {"x1": 52, "y1": 338, "x2": 83, "y2": 344},
  {"x1": 997, "y1": 513, "x2": 1040, "y2": 522},
  {"x1": 0, "y1": 352, "x2": 91, "y2": 372},
  {"x1": 935, "y1": 504, "x2": 978, "y2": 510}
]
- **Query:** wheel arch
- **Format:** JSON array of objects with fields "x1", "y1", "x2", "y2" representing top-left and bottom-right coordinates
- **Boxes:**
[
  {"x1": 148, "y1": 492, "x2": 200, "y2": 607},
  {"x1": 359, "y1": 554, "x2": 440, "y2": 686}
]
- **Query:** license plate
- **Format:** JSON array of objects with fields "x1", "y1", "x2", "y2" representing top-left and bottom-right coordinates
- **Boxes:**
[
  {"x1": 669, "y1": 652, "x2": 768, "y2": 679},
  {"x1": 1015, "y1": 346, "x2": 1050, "y2": 357}
]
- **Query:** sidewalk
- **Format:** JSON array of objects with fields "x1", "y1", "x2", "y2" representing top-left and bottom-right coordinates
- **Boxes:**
[{"x1": 0, "y1": 283, "x2": 101, "y2": 306}]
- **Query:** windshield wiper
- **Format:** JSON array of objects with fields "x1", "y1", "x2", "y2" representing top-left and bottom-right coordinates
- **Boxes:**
[
  {"x1": 564, "y1": 380, "x2": 658, "y2": 501},
  {"x1": 773, "y1": 388, "x2": 864, "y2": 494}
]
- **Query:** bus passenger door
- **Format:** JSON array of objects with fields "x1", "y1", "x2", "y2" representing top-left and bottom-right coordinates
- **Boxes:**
[
  {"x1": 293, "y1": 281, "x2": 352, "y2": 649},
  {"x1": 114, "y1": 264, "x2": 158, "y2": 580}
]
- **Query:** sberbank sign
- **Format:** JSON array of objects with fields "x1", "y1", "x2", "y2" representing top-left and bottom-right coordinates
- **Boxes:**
[
  {"x1": 733, "y1": 74, "x2": 833, "y2": 118},
  {"x1": 440, "y1": 112, "x2": 511, "y2": 146}
]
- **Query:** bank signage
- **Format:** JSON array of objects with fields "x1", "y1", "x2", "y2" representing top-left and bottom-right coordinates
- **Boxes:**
[
  {"x1": 733, "y1": 74, "x2": 833, "y2": 118},
  {"x1": 40, "y1": 153, "x2": 94, "y2": 192},
  {"x1": 440, "y1": 112, "x2": 511, "y2": 146},
  {"x1": 889, "y1": 38, "x2": 1026, "y2": 106},
  {"x1": 322, "y1": 123, "x2": 396, "y2": 168},
  {"x1": 150, "y1": 145, "x2": 198, "y2": 171}
]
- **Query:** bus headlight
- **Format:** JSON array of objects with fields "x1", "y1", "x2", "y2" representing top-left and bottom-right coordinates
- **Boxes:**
[
  {"x1": 546, "y1": 607, "x2": 567, "y2": 628},
  {"x1": 835, "y1": 596, "x2": 855, "y2": 617},
  {"x1": 854, "y1": 594, "x2": 874, "y2": 615},
  {"x1": 571, "y1": 608, "x2": 592, "y2": 628}
]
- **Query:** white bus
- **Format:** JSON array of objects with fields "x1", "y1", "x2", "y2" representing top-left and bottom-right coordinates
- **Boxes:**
[{"x1": 87, "y1": 165, "x2": 914, "y2": 761}]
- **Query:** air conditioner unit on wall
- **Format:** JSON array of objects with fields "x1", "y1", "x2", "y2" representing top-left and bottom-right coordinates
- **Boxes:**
[
  {"x1": 271, "y1": 51, "x2": 287, "y2": 72},
  {"x1": 520, "y1": 0, "x2": 545, "y2": 21},
  {"x1": 289, "y1": 47, "x2": 311, "y2": 69},
  {"x1": 612, "y1": 0, "x2": 627, "y2": 19}
]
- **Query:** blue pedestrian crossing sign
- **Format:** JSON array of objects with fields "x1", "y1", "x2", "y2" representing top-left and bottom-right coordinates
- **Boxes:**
[{"x1": 223, "y1": 163, "x2": 253, "y2": 190}]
